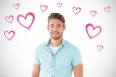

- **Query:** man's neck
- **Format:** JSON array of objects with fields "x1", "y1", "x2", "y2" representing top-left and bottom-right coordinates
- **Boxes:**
[{"x1": 50, "y1": 37, "x2": 63, "y2": 47}]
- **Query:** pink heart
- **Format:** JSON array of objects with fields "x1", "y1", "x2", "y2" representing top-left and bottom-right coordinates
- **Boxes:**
[
  {"x1": 17, "y1": 12, "x2": 35, "y2": 30},
  {"x1": 72, "y1": 7, "x2": 81, "y2": 15},
  {"x1": 5, "y1": 15, "x2": 14, "y2": 23},
  {"x1": 4, "y1": 30, "x2": 15, "y2": 41},
  {"x1": 13, "y1": 3, "x2": 20, "y2": 10},
  {"x1": 57, "y1": 3, "x2": 62, "y2": 8},
  {"x1": 97, "y1": 45, "x2": 103, "y2": 51},
  {"x1": 90, "y1": 10, "x2": 97, "y2": 17},
  {"x1": 104, "y1": 6, "x2": 110, "y2": 13},
  {"x1": 40, "y1": 5, "x2": 48, "y2": 12},
  {"x1": 85, "y1": 23, "x2": 102, "y2": 39}
]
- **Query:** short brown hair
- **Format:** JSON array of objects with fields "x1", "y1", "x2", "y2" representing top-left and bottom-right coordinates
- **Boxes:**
[{"x1": 48, "y1": 12, "x2": 65, "y2": 25}]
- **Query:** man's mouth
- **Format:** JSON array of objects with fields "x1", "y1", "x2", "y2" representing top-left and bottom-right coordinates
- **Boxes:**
[{"x1": 53, "y1": 32, "x2": 58, "y2": 35}]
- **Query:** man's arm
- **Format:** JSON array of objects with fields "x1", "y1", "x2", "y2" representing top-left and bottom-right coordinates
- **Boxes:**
[
  {"x1": 31, "y1": 63, "x2": 40, "y2": 77},
  {"x1": 73, "y1": 63, "x2": 83, "y2": 77}
]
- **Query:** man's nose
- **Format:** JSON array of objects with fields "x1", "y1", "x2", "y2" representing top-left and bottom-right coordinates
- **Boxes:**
[{"x1": 53, "y1": 26, "x2": 57, "y2": 31}]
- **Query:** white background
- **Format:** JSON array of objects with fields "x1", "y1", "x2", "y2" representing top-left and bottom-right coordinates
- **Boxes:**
[{"x1": 0, "y1": 0, "x2": 116, "y2": 77}]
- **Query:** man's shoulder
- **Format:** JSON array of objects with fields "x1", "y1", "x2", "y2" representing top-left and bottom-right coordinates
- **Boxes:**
[
  {"x1": 65, "y1": 40, "x2": 80, "y2": 51},
  {"x1": 36, "y1": 41, "x2": 48, "y2": 49},
  {"x1": 65, "y1": 40, "x2": 77, "y2": 48}
]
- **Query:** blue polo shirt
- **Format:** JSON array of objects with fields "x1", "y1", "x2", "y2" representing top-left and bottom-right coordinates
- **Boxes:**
[{"x1": 34, "y1": 39, "x2": 82, "y2": 77}]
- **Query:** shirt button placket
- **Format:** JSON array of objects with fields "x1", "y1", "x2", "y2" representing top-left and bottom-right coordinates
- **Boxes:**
[{"x1": 52, "y1": 55, "x2": 55, "y2": 77}]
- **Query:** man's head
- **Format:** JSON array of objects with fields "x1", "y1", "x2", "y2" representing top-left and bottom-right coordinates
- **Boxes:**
[{"x1": 47, "y1": 12, "x2": 66, "y2": 40}]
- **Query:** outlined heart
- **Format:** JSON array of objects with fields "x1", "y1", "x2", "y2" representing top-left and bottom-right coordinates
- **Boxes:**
[
  {"x1": 17, "y1": 12, "x2": 35, "y2": 30},
  {"x1": 104, "y1": 6, "x2": 110, "y2": 13},
  {"x1": 40, "y1": 5, "x2": 48, "y2": 12},
  {"x1": 97, "y1": 45, "x2": 103, "y2": 51},
  {"x1": 72, "y1": 7, "x2": 81, "y2": 15},
  {"x1": 90, "y1": 10, "x2": 97, "y2": 17},
  {"x1": 13, "y1": 3, "x2": 20, "y2": 10},
  {"x1": 57, "y1": 3, "x2": 62, "y2": 8},
  {"x1": 85, "y1": 23, "x2": 102, "y2": 39},
  {"x1": 5, "y1": 15, "x2": 14, "y2": 23},
  {"x1": 4, "y1": 30, "x2": 15, "y2": 41}
]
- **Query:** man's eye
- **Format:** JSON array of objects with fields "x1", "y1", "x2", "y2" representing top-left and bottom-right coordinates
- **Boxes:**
[{"x1": 50, "y1": 25, "x2": 54, "y2": 27}]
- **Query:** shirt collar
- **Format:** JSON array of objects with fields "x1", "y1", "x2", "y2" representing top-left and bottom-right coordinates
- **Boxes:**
[{"x1": 45, "y1": 38, "x2": 65, "y2": 46}]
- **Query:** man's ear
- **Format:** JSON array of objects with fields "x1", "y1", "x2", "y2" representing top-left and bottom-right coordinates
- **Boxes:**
[
  {"x1": 47, "y1": 25, "x2": 49, "y2": 30},
  {"x1": 63, "y1": 25, "x2": 66, "y2": 30}
]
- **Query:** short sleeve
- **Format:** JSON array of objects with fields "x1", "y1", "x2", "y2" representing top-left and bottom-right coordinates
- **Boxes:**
[
  {"x1": 34, "y1": 46, "x2": 41, "y2": 64},
  {"x1": 71, "y1": 47, "x2": 82, "y2": 66}
]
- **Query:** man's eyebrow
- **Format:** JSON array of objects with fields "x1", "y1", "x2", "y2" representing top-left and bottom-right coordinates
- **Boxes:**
[
  {"x1": 57, "y1": 24, "x2": 62, "y2": 25},
  {"x1": 50, "y1": 24, "x2": 54, "y2": 25},
  {"x1": 49, "y1": 24, "x2": 62, "y2": 25}
]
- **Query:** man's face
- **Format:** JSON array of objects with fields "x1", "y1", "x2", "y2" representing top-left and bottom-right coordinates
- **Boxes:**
[{"x1": 47, "y1": 19, "x2": 66, "y2": 40}]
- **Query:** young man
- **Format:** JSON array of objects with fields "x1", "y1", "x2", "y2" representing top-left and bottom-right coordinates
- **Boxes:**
[{"x1": 31, "y1": 13, "x2": 83, "y2": 77}]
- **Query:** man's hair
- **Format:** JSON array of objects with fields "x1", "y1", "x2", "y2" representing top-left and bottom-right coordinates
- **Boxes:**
[{"x1": 48, "y1": 12, "x2": 65, "y2": 25}]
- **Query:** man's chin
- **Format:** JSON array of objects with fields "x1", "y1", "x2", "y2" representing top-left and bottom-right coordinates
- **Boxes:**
[
  {"x1": 52, "y1": 38, "x2": 60, "y2": 40},
  {"x1": 50, "y1": 34, "x2": 63, "y2": 40},
  {"x1": 51, "y1": 37, "x2": 61, "y2": 40}
]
